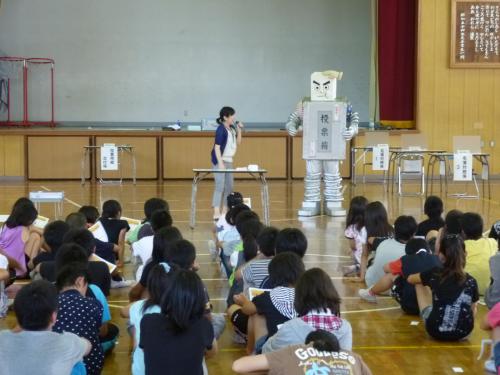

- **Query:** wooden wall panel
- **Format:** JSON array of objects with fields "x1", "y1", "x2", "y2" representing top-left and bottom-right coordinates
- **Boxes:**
[
  {"x1": 163, "y1": 136, "x2": 287, "y2": 179},
  {"x1": 233, "y1": 137, "x2": 287, "y2": 178},
  {"x1": 163, "y1": 137, "x2": 214, "y2": 179},
  {"x1": 291, "y1": 136, "x2": 351, "y2": 179},
  {"x1": 416, "y1": 0, "x2": 500, "y2": 174},
  {"x1": 0, "y1": 135, "x2": 25, "y2": 177},
  {"x1": 28, "y1": 136, "x2": 90, "y2": 179},
  {"x1": 95, "y1": 137, "x2": 157, "y2": 179},
  {"x1": 3, "y1": 136, "x2": 25, "y2": 176}
]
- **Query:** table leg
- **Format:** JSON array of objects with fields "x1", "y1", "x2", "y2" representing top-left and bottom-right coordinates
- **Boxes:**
[
  {"x1": 260, "y1": 173, "x2": 270, "y2": 225},
  {"x1": 81, "y1": 149, "x2": 88, "y2": 185},
  {"x1": 351, "y1": 148, "x2": 356, "y2": 186},
  {"x1": 386, "y1": 153, "x2": 393, "y2": 192},
  {"x1": 425, "y1": 155, "x2": 433, "y2": 196},
  {"x1": 190, "y1": 173, "x2": 200, "y2": 229},
  {"x1": 131, "y1": 149, "x2": 137, "y2": 185}
]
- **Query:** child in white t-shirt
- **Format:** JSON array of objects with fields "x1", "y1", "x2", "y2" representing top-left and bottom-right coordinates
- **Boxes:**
[{"x1": 343, "y1": 196, "x2": 368, "y2": 276}]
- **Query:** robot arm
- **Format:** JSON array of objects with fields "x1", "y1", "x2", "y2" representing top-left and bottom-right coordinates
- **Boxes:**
[
  {"x1": 343, "y1": 103, "x2": 359, "y2": 141},
  {"x1": 286, "y1": 101, "x2": 304, "y2": 137},
  {"x1": 286, "y1": 111, "x2": 302, "y2": 137}
]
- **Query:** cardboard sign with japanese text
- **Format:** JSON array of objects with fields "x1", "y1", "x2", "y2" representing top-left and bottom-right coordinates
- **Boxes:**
[
  {"x1": 453, "y1": 151, "x2": 473, "y2": 181},
  {"x1": 372, "y1": 144, "x2": 389, "y2": 171},
  {"x1": 101, "y1": 144, "x2": 118, "y2": 171},
  {"x1": 302, "y1": 101, "x2": 347, "y2": 160}
]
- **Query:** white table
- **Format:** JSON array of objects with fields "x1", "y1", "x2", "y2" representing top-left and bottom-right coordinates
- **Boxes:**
[
  {"x1": 350, "y1": 146, "x2": 401, "y2": 185},
  {"x1": 81, "y1": 145, "x2": 136, "y2": 185},
  {"x1": 190, "y1": 168, "x2": 269, "y2": 229},
  {"x1": 386, "y1": 149, "x2": 446, "y2": 194},
  {"x1": 29, "y1": 191, "x2": 64, "y2": 219},
  {"x1": 426, "y1": 152, "x2": 491, "y2": 199}
]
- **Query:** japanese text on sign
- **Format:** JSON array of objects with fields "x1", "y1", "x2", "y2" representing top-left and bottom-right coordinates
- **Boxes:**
[
  {"x1": 101, "y1": 145, "x2": 119, "y2": 171},
  {"x1": 452, "y1": 1, "x2": 500, "y2": 66},
  {"x1": 372, "y1": 144, "x2": 389, "y2": 171},
  {"x1": 453, "y1": 151, "x2": 473, "y2": 181},
  {"x1": 317, "y1": 111, "x2": 332, "y2": 153}
]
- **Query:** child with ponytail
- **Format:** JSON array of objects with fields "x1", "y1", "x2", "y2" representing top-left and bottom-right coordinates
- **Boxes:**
[{"x1": 408, "y1": 234, "x2": 479, "y2": 341}]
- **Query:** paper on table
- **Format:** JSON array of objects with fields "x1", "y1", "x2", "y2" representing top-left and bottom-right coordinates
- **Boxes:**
[{"x1": 90, "y1": 253, "x2": 117, "y2": 274}]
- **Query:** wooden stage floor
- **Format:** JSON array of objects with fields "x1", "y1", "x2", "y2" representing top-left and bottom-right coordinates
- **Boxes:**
[{"x1": 0, "y1": 178, "x2": 498, "y2": 374}]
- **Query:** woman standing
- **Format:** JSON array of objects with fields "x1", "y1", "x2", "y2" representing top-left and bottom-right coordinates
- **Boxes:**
[{"x1": 211, "y1": 106, "x2": 244, "y2": 220}]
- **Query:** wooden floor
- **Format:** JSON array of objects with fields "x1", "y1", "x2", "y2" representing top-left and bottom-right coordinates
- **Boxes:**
[{"x1": 0, "y1": 178, "x2": 499, "y2": 374}]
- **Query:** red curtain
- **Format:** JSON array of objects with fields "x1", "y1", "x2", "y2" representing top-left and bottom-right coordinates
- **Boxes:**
[{"x1": 378, "y1": 0, "x2": 417, "y2": 128}]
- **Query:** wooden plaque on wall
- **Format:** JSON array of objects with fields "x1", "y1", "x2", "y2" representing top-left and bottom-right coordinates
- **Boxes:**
[{"x1": 451, "y1": 0, "x2": 500, "y2": 68}]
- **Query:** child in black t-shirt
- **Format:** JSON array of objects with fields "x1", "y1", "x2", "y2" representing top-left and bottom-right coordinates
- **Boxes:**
[
  {"x1": 415, "y1": 196, "x2": 445, "y2": 238},
  {"x1": 359, "y1": 238, "x2": 442, "y2": 314},
  {"x1": 98, "y1": 200, "x2": 130, "y2": 267},
  {"x1": 407, "y1": 235, "x2": 479, "y2": 341},
  {"x1": 140, "y1": 269, "x2": 217, "y2": 375},
  {"x1": 29, "y1": 220, "x2": 70, "y2": 270}
]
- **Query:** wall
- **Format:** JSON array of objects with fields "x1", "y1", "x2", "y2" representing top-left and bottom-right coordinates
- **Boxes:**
[
  {"x1": 417, "y1": 0, "x2": 500, "y2": 174},
  {"x1": 0, "y1": 0, "x2": 371, "y2": 124}
]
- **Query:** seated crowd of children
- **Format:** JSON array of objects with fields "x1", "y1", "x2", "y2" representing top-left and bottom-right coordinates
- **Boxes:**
[{"x1": 0, "y1": 192, "x2": 499, "y2": 374}]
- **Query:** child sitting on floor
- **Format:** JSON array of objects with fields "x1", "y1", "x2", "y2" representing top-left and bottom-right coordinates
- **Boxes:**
[
  {"x1": 0, "y1": 253, "x2": 9, "y2": 318},
  {"x1": 480, "y1": 301, "x2": 500, "y2": 373},
  {"x1": 344, "y1": 196, "x2": 368, "y2": 276},
  {"x1": 140, "y1": 269, "x2": 218, "y2": 375},
  {"x1": 262, "y1": 268, "x2": 352, "y2": 353},
  {"x1": 235, "y1": 226, "x2": 278, "y2": 293},
  {"x1": 407, "y1": 235, "x2": 479, "y2": 341},
  {"x1": 230, "y1": 252, "x2": 305, "y2": 354},
  {"x1": 30, "y1": 220, "x2": 70, "y2": 270},
  {"x1": 460, "y1": 212, "x2": 497, "y2": 295},
  {"x1": 122, "y1": 263, "x2": 170, "y2": 375},
  {"x1": 217, "y1": 204, "x2": 251, "y2": 277},
  {"x1": 68, "y1": 211, "x2": 119, "y2": 265},
  {"x1": 0, "y1": 280, "x2": 91, "y2": 374},
  {"x1": 132, "y1": 209, "x2": 172, "y2": 281},
  {"x1": 99, "y1": 200, "x2": 130, "y2": 267},
  {"x1": 360, "y1": 201, "x2": 394, "y2": 281},
  {"x1": 53, "y1": 262, "x2": 104, "y2": 375},
  {"x1": 129, "y1": 226, "x2": 182, "y2": 302},
  {"x1": 415, "y1": 195, "x2": 444, "y2": 238},
  {"x1": 127, "y1": 197, "x2": 169, "y2": 244},
  {"x1": 233, "y1": 329, "x2": 372, "y2": 375},
  {"x1": 358, "y1": 238, "x2": 442, "y2": 314},
  {"x1": 0, "y1": 199, "x2": 42, "y2": 278}
]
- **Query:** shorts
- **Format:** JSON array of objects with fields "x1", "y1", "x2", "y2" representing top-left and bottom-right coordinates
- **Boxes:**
[
  {"x1": 211, "y1": 312, "x2": 226, "y2": 339},
  {"x1": 421, "y1": 305, "x2": 432, "y2": 321},
  {"x1": 231, "y1": 309, "x2": 249, "y2": 335},
  {"x1": 254, "y1": 335, "x2": 269, "y2": 354}
]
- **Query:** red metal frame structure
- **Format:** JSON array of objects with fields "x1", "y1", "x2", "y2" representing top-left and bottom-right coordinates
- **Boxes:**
[{"x1": 0, "y1": 56, "x2": 56, "y2": 127}]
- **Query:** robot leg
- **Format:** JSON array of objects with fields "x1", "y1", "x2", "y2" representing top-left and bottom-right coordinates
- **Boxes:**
[
  {"x1": 299, "y1": 159, "x2": 322, "y2": 217},
  {"x1": 323, "y1": 160, "x2": 346, "y2": 217}
]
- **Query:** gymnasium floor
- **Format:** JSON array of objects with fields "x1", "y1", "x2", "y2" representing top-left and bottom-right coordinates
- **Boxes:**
[{"x1": 0, "y1": 178, "x2": 498, "y2": 374}]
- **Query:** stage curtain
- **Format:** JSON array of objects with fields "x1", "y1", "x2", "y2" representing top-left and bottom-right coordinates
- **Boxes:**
[{"x1": 377, "y1": 0, "x2": 417, "y2": 129}]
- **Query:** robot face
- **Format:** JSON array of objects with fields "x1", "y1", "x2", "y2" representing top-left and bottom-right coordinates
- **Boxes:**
[{"x1": 311, "y1": 72, "x2": 337, "y2": 101}]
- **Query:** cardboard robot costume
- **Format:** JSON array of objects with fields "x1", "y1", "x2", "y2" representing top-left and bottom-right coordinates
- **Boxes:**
[{"x1": 286, "y1": 71, "x2": 358, "y2": 217}]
